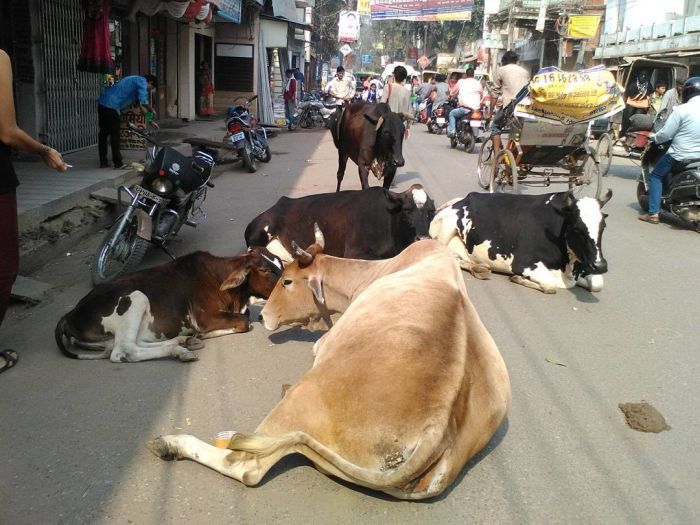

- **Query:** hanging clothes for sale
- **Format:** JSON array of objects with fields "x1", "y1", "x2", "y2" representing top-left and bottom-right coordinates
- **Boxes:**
[{"x1": 77, "y1": 0, "x2": 114, "y2": 74}]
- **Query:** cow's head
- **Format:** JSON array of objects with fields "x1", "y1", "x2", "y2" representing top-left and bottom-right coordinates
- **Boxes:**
[
  {"x1": 387, "y1": 184, "x2": 436, "y2": 244},
  {"x1": 220, "y1": 247, "x2": 284, "y2": 299},
  {"x1": 364, "y1": 111, "x2": 407, "y2": 168},
  {"x1": 260, "y1": 225, "x2": 331, "y2": 331},
  {"x1": 558, "y1": 190, "x2": 612, "y2": 276}
]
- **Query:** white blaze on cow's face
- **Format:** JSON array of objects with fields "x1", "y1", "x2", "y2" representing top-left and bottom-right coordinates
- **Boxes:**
[
  {"x1": 568, "y1": 197, "x2": 608, "y2": 275},
  {"x1": 412, "y1": 188, "x2": 428, "y2": 209}
]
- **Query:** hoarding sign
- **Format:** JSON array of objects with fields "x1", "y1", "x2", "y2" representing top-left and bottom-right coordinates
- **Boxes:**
[
  {"x1": 338, "y1": 11, "x2": 360, "y2": 42},
  {"x1": 370, "y1": 0, "x2": 473, "y2": 21},
  {"x1": 567, "y1": 15, "x2": 602, "y2": 39},
  {"x1": 217, "y1": 0, "x2": 242, "y2": 23}
]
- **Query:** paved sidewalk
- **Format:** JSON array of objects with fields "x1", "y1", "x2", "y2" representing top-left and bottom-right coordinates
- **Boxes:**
[{"x1": 16, "y1": 119, "x2": 225, "y2": 231}]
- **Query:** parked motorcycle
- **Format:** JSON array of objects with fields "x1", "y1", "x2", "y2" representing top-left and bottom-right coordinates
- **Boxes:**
[
  {"x1": 225, "y1": 95, "x2": 271, "y2": 173},
  {"x1": 449, "y1": 103, "x2": 491, "y2": 153},
  {"x1": 637, "y1": 141, "x2": 700, "y2": 231},
  {"x1": 92, "y1": 125, "x2": 216, "y2": 284},
  {"x1": 290, "y1": 92, "x2": 336, "y2": 130},
  {"x1": 427, "y1": 101, "x2": 452, "y2": 135}
]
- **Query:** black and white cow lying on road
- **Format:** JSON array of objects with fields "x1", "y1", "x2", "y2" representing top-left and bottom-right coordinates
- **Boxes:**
[
  {"x1": 55, "y1": 248, "x2": 283, "y2": 362},
  {"x1": 429, "y1": 190, "x2": 612, "y2": 293},
  {"x1": 244, "y1": 184, "x2": 435, "y2": 262}
]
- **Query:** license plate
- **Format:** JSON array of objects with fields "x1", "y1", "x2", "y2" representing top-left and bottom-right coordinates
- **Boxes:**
[
  {"x1": 231, "y1": 132, "x2": 245, "y2": 142},
  {"x1": 436, "y1": 117, "x2": 446, "y2": 125},
  {"x1": 134, "y1": 185, "x2": 165, "y2": 204}
]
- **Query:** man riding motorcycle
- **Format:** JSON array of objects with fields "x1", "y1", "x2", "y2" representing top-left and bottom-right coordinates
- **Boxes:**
[
  {"x1": 639, "y1": 77, "x2": 700, "y2": 224},
  {"x1": 447, "y1": 68, "x2": 483, "y2": 138}
]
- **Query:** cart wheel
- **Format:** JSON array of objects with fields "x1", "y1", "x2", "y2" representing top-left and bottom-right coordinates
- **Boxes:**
[
  {"x1": 490, "y1": 150, "x2": 518, "y2": 194},
  {"x1": 571, "y1": 157, "x2": 601, "y2": 199},
  {"x1": 596, "y1": 133, "x2": 613, "y2": 176},
  {"x1": 477, "y1": 137, "x2": 496, "y2": 189}
]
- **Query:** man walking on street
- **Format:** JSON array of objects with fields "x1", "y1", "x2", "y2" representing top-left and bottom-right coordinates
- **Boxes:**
[
  {"x1": 490, "y1": 51, "x2": 530, "y2": 153},
  {"x1": 447, "y1": 68, "x2": 483, "y2": 139},
  {"x1": 97, "y1": 74, "x2": 159, "y2": 169},
  {"x1": 284, "y1": 69, "x2": 297, "y2": 131}
]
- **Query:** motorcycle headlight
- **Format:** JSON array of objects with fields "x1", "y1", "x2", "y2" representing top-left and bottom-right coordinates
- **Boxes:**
[{"x1": 151, "y1": 178, "x2": 174, "y2": 195}]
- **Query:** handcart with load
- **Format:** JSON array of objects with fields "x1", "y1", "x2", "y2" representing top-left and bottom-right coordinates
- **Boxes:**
[{"x1": 477, "y1": 66, "x2": 625, "y2": 198}]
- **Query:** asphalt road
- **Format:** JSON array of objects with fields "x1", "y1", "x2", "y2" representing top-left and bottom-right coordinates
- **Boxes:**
[{"x1": 1, "y1": 125, "x2": 698, "y2": 524}]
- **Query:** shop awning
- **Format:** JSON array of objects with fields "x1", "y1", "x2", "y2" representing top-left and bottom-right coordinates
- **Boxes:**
[{"x1": 128, "y1": 0, "x2": 216, "y2": 24}]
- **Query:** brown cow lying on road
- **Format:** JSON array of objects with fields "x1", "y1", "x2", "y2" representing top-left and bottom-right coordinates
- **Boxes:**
[
  {"x1": 55, "y1": 248, "x2": 283, "y2": 363},
  {"x1": 147, "y1": 233, "x2": 511, "y2": 499}
]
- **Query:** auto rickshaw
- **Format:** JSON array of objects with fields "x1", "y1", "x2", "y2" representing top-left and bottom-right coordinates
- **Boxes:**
[{"x1": 591, "y1": 58, "x2": 689, "y2": 175}]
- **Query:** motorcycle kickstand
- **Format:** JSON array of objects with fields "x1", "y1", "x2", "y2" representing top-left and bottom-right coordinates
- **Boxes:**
[{"x1": 156, "y1": 242, "x2": 177, "y2": 261}]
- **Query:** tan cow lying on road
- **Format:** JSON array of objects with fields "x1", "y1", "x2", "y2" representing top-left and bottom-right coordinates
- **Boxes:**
[{"x1": 148, "y1": 233, "x2": 511, "y2": 499}]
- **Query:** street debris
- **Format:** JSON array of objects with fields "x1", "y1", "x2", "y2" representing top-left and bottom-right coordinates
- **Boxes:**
[
  {"x1": 545, "y1": 357, "x2": 567, "y2": 367},
  {"x1": 618, "y1": 402, "x2": 671, "y2": 433}
]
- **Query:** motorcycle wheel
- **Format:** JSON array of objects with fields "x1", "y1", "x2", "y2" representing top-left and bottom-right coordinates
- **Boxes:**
[
  {"x1": 300, "y1": 113, "x2": 313, "y2": 129},
  {"x1": 636, "y1": 180, "x2": 649, "y2": 211},
  {"x1": 427, "y1": 122, "x2": 434, "y2": 134},
  {"x1": 450, "y1": 136, "x2": 457, "y2": 149},
  {"x1": 92, "y1": 213, "x2": 150, "y2": 285},
  {"x1": 241, "y1": 144, "x2": 257, "y2": 173},
  {"x1": 260, "y1": 145, "x2": 272, "y2": 163},
  {"x1": 463, "y1": 131, "x2": 476, "y2": 154}
]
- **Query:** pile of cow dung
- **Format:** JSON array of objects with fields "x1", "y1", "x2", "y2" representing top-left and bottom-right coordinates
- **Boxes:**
[{"x1": 618, "y1": 402, "x2": 671, "y2": 433}]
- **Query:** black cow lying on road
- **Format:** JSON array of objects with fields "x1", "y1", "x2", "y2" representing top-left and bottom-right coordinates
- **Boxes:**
[
  {"x1": 430, "y1": 190, "x2": 612, "y2": 293},
  {"x1": 55, "y1": 248, "x2": 284, "y2": 362},
  {"x1": 329, "y1": 102, "x2": 408, "y2": 191},
  {"x1": 244, "y1": 184, "x2": 436, "y2": 262}
]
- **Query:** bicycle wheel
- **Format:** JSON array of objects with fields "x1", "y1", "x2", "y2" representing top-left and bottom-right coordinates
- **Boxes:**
[
  {"x1": 596, "y1": 133, "x2": 613, "y2": 176},
  {"x1": 490, "y1": 150, "x2": 518, "y2": 194},
  {"x1": 570, "y1": 156, "x2": 601, "y2": 199},
  {"x1": 477, "y1": 137, "x2": 496, "y2": 189}
]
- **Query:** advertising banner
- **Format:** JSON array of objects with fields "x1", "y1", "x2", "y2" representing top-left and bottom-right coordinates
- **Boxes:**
[
  {"x1": 567, "y1": 15, "x2": 602, "y2": 39},
  {"x1": 358, "y1": 0, "x2": 371, "y2": 14},
  {"x1": 370, "y1": 0, "x2": 473, "y2": 21},
  {"x1": 515, "y1": 66, "x2": 625, "y2": 125},
  {"x1": 338, "y1": 11, "x2": 360, "y2": 42}
]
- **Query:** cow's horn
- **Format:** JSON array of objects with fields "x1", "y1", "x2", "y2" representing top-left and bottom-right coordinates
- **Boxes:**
[
  {"x1": 375, "y1": 116, "x2": 384, "y2": 131},
  {"x1": 291, "y1": 240, "x2": 313, "y2": 264},
  {"x1": 313, "y1": 223, "x2": 325, "y2": 249}
]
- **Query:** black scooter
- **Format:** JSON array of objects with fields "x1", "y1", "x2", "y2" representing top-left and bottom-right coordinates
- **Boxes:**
[{"x1": 638, "y1": 141, "x2": 700, "y2": 231}]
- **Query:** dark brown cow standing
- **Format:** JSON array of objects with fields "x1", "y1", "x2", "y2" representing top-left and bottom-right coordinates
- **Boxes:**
[
  {"x1": 330, "y1": 102, "x2": 407, "y2": 191},
  {"x1": 55, "y1": 248, "x2": 283, "y2": 362}
]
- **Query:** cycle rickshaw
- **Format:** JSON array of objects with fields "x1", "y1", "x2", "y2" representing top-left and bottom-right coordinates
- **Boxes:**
[{"x1": 477, "y1": 66, "x2": 625, "y2": 199}]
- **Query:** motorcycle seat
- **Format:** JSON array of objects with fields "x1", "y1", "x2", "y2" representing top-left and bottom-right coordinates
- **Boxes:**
[{"x1": 684, "y1": 159, "x2": 700, "y2": 170}]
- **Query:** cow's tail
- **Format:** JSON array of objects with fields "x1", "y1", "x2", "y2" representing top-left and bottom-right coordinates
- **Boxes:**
[
  {"x1": 55, "y1": 316, "x2": 111, "y2": 360},
  {"x1": 227, "y1": 425, "x2": 447, "y2": 499}
]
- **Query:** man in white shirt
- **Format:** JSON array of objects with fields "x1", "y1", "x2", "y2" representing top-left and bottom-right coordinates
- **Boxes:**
[
  {"x1": 447, "y1": 68, "x2": 483, "y2": 138},
  {"x1": 326, "y1": 66, "x2": 355, "y2": 106},
  {"x1": 640, "y1": 77, "x2": 700, "y2": 224}
]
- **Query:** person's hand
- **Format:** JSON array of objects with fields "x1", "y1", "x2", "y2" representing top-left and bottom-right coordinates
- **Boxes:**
[
  {"x1": 150, "y1": 120, "x2": 160, "y2": 130},
  {"x1": 41, "y1": 146, "x2": 67, "y2": 172}
]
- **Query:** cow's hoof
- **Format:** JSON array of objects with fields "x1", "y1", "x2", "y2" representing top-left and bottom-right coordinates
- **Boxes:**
[
  {"x1": 178, "y1": 351, "x2": 199, "y2": 362},
  {"x1": 185, "y1": 337, "x2": 205, "y2": 350},
  {"x1": 471, "y1": 265, "x2": 491, "y2": 280},
  {"x1": 146, "y1": 437, "x2": 178, "y2": 461}
]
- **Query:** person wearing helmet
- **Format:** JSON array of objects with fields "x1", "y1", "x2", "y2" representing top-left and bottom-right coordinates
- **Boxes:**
[{"x1": 639, "y1": 77, "x2": 700, "y2": 224}]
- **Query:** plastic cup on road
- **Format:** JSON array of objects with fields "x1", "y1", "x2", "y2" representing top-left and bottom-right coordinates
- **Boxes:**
[{"x1": 214, "y1": 430, "x2": 237, "y2": 448}]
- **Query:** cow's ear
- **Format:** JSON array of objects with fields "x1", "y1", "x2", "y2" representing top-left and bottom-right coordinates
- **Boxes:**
[
  {"x1": 599, "y1": 189, "x2": 613, "y2": 208},
  {"x1": 220, "y1": 257, "x2": 250, "y2": 291},
  {"x1": 308, "y1": 275, "x2": 325, "y2": 304},
  {"x1": 384, "y1": 192, "x2": 404, "y2": 213}
]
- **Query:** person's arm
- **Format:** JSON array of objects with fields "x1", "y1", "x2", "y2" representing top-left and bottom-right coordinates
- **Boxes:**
[
  {"x1": 0, "y1": 50, "x2": 66, "y2": 171},
  {"x1": 654, "y1": 106, "x2": 682, "y2": 143},
  {"x1": 491, "y1": 70, "x2": 503, "y2": 102},
  {"x1": 380, "y1": 84, "x2": 389, "y2": 103},
  {"x1": 136, "y1": 78, "x2": 159, "y2": 128}
]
